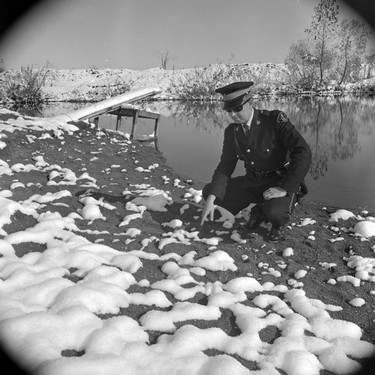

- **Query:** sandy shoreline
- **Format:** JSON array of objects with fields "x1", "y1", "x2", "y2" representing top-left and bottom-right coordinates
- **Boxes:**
[{"x1": 0, "y1": 108, "x2": 375, "y2": 374}]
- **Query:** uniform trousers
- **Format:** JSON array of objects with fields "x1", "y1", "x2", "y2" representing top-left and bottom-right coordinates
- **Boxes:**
[{"x1": 202, "y1": 175, "x2": 297, "y2": 227}]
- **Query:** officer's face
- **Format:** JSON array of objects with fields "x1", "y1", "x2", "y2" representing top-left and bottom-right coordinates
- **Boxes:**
[{"x1": 227, "y1": 102, "x2": 252, "y2": 123}]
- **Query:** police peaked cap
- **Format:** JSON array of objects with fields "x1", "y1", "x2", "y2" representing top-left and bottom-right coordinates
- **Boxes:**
[{"x1": 215, "y1": 81, "x2": 254, "y2": 110}]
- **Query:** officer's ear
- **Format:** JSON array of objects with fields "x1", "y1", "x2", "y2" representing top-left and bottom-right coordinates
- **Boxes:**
[
  {"x1": 242, "y1": 95, "x2": 251, "y2": 108},
  {"x1": 244, "y1": 100, "x2": 252, "y2": 110}
]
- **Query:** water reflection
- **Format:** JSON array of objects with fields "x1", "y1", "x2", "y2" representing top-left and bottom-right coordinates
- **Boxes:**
[
  {"x1": 147, "y1": 96, "x2": 375, "y2": 210},
  {"x1": 17, "y1": 102, "x2": 84, "y2": 118}
]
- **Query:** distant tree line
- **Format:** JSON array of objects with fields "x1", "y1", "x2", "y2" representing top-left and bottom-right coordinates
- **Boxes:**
[
  {"x1": 1, "y1": 0, "x2": 375, "y2": 108},
  {"x1": 285, "y1": 0, "x2": 375, "y2": 89}
]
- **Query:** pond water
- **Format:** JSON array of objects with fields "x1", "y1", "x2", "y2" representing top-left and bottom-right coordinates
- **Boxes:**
[{"x1": 36, "y1": 96, "x2": 375, "y2": 211}]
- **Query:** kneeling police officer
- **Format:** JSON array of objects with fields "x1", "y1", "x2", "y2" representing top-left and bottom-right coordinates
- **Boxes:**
[{"x1": 200, "y1": 81, "x2": 312, "y2": 241}]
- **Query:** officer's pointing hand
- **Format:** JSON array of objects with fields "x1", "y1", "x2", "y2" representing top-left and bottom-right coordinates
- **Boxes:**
[
  {"x1": 263, "y1": 187, "x2": 287, "y2": 200},
  {"x1": 200, "y1": 194, "x2": 216, "y2": 225}
]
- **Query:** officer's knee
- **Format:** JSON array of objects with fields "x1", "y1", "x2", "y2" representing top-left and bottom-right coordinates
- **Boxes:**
[{"x1": 264, "y1": 203, "x2": 290, "y2": 226}]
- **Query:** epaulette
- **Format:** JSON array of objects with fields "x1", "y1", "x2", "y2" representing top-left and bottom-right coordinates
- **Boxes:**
[{"x1": 259, "y1": 109, "x2": 271, "y2": 117}]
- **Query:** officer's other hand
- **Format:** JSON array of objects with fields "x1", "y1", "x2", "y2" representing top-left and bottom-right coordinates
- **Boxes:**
[
  {"x1": 263, "y1": 187, "x2": 287, "y2": 200},
  {"x1": 200, "y1": 194, "x2": 216, "y2": 225}
]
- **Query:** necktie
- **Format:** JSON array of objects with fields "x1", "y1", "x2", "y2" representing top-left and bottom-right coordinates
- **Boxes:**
[{"x1": 243, "y1": 124, "x2": 251, "y2": 139}]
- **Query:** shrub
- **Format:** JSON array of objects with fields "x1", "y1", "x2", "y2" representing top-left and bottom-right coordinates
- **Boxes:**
[
  {"x1": 0, "y1": 65, "x2": 54, "y2": 108},
  {"x1": 170, "y1": 63, "x2": 287, "y2": 100},
  {"x1": 170, "y1": 65, "x2": 231, "y2": 100}
]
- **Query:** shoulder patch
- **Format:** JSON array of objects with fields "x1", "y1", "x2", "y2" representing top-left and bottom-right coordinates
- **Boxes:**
[{"x1": 276, "y1": 111, "x2": 289, "y2": 123}]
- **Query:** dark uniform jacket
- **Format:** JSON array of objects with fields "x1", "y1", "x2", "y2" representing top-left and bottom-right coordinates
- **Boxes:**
[{"x1": 207, "y1": 109, "x2": 312, "y2": 200}]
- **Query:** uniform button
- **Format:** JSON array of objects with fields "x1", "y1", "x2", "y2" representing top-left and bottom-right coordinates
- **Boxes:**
[
  {"x1": 246, "y1": 149, "x2": 251, "y2": 153},
  {"x1": 251, "y1": 161, "x2": 254, "y2": 165},
  {"x1": 266, "y1": 148, "x2": 270, "y2": 152},
  {"x1": 256, "y1": 120, "x2": 260, "y2": 125}
]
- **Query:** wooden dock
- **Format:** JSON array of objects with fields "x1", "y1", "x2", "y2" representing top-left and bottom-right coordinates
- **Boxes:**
[
  {"x1": 108, "y1": 105, "x2": 160, "y2": 140},
  {"x1": 54, "y1": 87, "x2": 162, "y2": 146}
]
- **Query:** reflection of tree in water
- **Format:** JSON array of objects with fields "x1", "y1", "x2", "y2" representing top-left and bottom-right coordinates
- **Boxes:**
[
  {"x1": 146, "y1": 100, "x2": 226, "y2": 132},
  {"x1": 307, "y1": 100, "x2": 329, "y2": 180},
  {"x1": 15, "y1": 106, "x2": 44, "y2": 117},
  {"x1": 148, "y1": 96, "x2": 374, "y2": 180},
  {"x1": 310, "y1": 147, "x2": 329, "y2": 180},
  {"x1": 251, "y1": 96, "x2": 374, "y2": 180},
  {"x1": 332, "y1": 98, "x2": 360, "y2": 161},
  {"x1": 167, "y1": 101, "x2": 228, "y2": 132},
  {"x1": 301, "y1": 97, "x2": 362, "y2": 180}
]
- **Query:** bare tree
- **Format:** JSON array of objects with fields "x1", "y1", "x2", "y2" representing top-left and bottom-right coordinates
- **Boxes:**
[
  {"x1": 285, "y1": 39, "x2": 319, "y2": 88},
  {"x1": 160, "y1": 51, "x2": 170, "y2": 70},
  {"x1": 364, "y1": 52, "x2": 375, "y2": 79},
  {"x1": 336, "y1": 19, "x2": 369, "y2": 84},
  {"x1": 0, "y1": 58, "x2": 5, "y2": 73},
  {"x1": 305, "y1": 0, "x2": 339, "y2": 85}
]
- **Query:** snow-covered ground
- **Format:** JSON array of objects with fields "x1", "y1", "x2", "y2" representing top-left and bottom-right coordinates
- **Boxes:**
[
  {"x1": 39, "y1": 64, "x2": 290, "y2": 101},
  {"x1": 0, "y1": 107, "x2": 375, "y2": 375}
]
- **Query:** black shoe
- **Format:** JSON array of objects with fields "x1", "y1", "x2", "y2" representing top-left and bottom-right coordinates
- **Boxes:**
[
  {"x1": 269, "y1": 225, "x2": 286, "y2": 241},
  {"x1": 246, "y1": 205, "x2": 265, "y2": 230}
]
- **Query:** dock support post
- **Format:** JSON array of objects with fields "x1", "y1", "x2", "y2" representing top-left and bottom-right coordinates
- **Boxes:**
[
  {"x1": 130, "y1": 111, "x2": 139, "y2": 139},
  {"x1": 116, "y1": 114, "x2": 122, "y2": 131},
  {"x1": 154, "y1": 118, "x2": 159, "y2": 137},
  {"x1": 93, "y1": 117, "x2": 99, "y2": 128}
]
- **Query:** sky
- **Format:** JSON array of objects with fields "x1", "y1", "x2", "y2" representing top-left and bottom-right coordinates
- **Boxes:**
[
  {"x1": 1, "y1": 111, "x2": 375, "y2": 374},
  {"x1": 0, "y1": 0, "x2": 371, "y2": 70}
]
